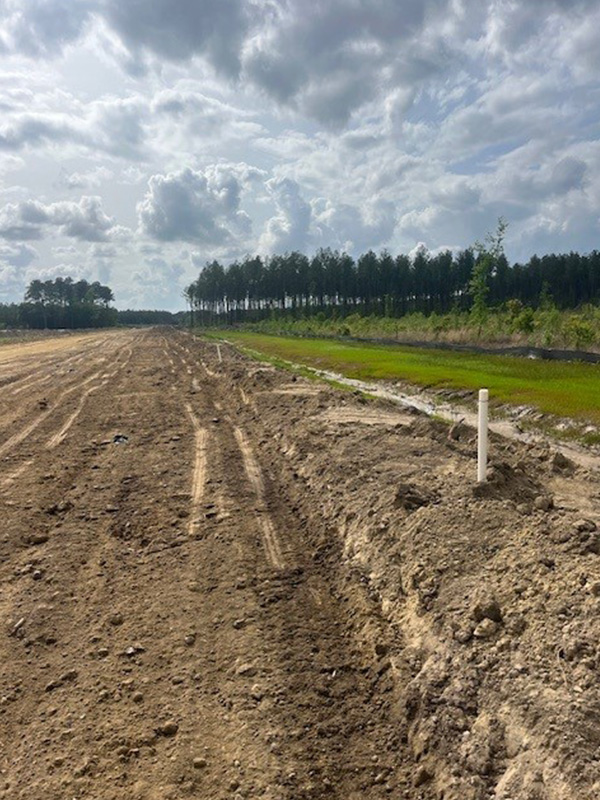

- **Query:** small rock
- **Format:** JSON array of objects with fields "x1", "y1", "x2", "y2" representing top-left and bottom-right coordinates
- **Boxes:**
[
  {"x1": 250, "y1": 684, "x2": 264, "y2": 701},
  {"x1": 473, "y1": 619, "x2": 499, "y2": 639},
  {"x1": 29, "y1": 532, "x2": 49, "y2": 545},
  {"x1": 232, "y1": 619, "x2": 246, "y2": 630},
  {"x1": 236, "y1": 663, "x2": 257, "y2": 677},
  {"x1": 156, "y1": 720, "x2": 178, "y2": 737},
  {"x1": 573, "y1": 519, "x2": 597, "y2": 533},
  {"x1": 32, "y1": 570, "x2": 43, "y2": 581},
  {"x1": 97, "y1": 647, "x2": 109, "y2": 658},
  {"x1": 534, "y1": 495, "x2": 553, "y2": 512},
  {"x1": 414, "y1": 766, "x2": 433, "y2": 787},
  {"x1": 123, "y1": 643, "x2": 145, "y2": 657},
  {"x1": 539, "y1": 556, "x2": 555, "y2": 569},
  {"x1": 473, "y1": 596, "x2": 503, "y2": 623},
  {"x1": 73, "y1": 761, "x2": 90, "y2": 778},
  {"x1": 10, "y1": 618, "x2": 25, "y2": 637},
  {"x1": 109, "y1": 612, "x2": 123, "y2": 626},
  {"x1": 184, "y1": 633, "x2": 196, "y2": 646},
  {"x1": 45, "y1": 669, "x2": 78, "y2": 692},
  {"x1": 454, "y1": 626, "x2": 473, "y2": 644},
  {"x1": 589, "y1": 582, "x2": 600, "y2": 597},
  {"x1": 132, "y1": 691, "x2": 144, "y2": 703},
  {"x1": 448, "y1": 421, "x2": 467, "y2": 441},
  {"x1": 551, "y1": 451, "x2": 573, "y2": 473},
  {"x1": 172, "y1": 675, "x2": 185, "y2": 685},
  {"x1": 193, "y1": 757, "x2": 207, "y2": 769},
  {"x1": 580, "y1": 532, "x2": 600, "y2": 555},
  {"x1": 516, "y1": 503, "x2": 532, "y2": 516},
  {"x1": 375, "y1": 642, "x2": 389, "y2": 657}
]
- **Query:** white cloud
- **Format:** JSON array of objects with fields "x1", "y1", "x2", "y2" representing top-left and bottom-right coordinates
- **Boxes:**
[
  {"x1": 259, "y1": 177, "x2": 311, "y2": 253},
  {"x1": 0, "y1": 0, "x2": 599, "y2": 304},
  {"x1": 1, "y1": 0, "x2": 95, "y2": 58},
  {"x1": 0, "y1": 240, "x2": 37, "y2": 266},
  {"x1": 0, "y1": 195, "x2": 118, "y2": 241},
  {"x1": 138, "y1": 164, "x2": 259, "y2": 246}
]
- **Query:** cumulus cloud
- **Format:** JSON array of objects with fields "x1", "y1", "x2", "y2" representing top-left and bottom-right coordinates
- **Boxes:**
[
  {"x1": 1, "y1": 0, "x2": 600, "y2": 304},
  {"x1": 102, "y1": 0, "x2": 250, "y2": 76},
  {"x1": 0, "y1": 196, "x2": 117, "y2": 241},
  {"x1": 260, "y1": 178, "x2": 396, "y2": 255},
  {"x1": 259, "y1": 177, "x2": 312, "y2": 253},
  {"x1": 0, "y1": 241, "x2": 37, "y2": 267},
  {"x1": 313, "y1": 198, "x2": 396, "y2": 253},
  {"x1": 138, "y1": 164, "x2": 261, "y2": 245}
]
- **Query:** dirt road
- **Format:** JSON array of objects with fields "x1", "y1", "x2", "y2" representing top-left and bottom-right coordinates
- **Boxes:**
[
  {"x1": 1, "y1": 329, "x2": 599, "y2": 800},
  {"x1": 0, "y1": 329, "x2": 430, "y2": 800}
]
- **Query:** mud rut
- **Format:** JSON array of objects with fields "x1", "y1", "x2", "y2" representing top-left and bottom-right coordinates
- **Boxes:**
[{"x1": 0, "y1": 330, "x2": 431, "y2": 800}]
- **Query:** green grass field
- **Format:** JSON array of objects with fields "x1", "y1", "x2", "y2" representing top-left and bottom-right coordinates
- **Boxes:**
[{"x1": 222, "y1": 331, "x2": 600, "y2": 425}]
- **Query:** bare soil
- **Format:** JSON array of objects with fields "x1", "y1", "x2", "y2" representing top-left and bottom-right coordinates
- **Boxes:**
[{"x1": 1, "y1": 329, "x2": 599, "y2": 800}]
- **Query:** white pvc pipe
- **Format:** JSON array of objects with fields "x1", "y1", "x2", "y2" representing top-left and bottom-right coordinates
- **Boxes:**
[
  {"x1": 478, "y1": 389, "x2": 489, "y2": 483},
  {"x1": 216, "y1": 344, "x2": 222, "y2": 363}
]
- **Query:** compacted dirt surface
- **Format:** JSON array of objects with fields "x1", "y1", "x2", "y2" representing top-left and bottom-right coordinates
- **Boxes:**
[{"x1": 1, "y1": 329, "x2": 599, "y2": 800}]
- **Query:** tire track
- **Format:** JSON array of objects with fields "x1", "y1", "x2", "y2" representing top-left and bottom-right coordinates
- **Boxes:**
[
  {"x1": 174, "y1": 336, "x2": 286, "y2": 571},
  {"x1": 46, "y1": 343, "x2": 136, "y2": 449},
  {"x1": 46, "y1": 381, "x2": 105, "y2": 448},
  {"x1": 184, "y1": 403, "x2": 209, "y2": 537},
  {"x1": 0, "y1": 336, "x2": 136, "y2": 459},
  {"x1": 233, "y1": 426, "x2": 286, "y2": 570},
  {"x1": 1, "y1": 337, "x2": 111, "y2": 395}
]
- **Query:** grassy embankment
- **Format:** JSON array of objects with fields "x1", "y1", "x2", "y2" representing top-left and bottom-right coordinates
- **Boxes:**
[{"x1": 221, "y1": 331, "x2": 600, "y2": 433}]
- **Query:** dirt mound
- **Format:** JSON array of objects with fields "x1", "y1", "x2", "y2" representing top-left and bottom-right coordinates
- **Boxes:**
[{"x1": 242, "y1": 353, "x2": 600, "y2": 800}]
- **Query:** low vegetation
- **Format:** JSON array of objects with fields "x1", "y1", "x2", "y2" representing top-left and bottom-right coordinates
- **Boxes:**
[
  {"x1": 223, "y1": 331, "x2": 600, "y2": 426},
  {"x1": 243, "y1": 303, "x2": 600, "y2": 350}
]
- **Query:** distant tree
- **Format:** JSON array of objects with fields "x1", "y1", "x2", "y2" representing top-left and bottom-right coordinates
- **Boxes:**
[
  {"x1": 21, "y1": 276, "x2": 117, "y2": 329},
  {"x1": 117, "y1": 309, "x2": 176, "y2": 326},
  {"x1": 470, "y1": 217, "x2": 508, "y2": 332}
]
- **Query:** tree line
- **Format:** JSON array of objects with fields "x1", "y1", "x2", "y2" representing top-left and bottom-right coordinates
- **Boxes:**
[
  {"x1": 0, "y1": 277, "x2": 116, "y2": 329},
  {"x1": 0, "y1": 277, "x2": 185, "y2": 329},
  {"x1": 184, "y1": 246, "x2": 600, "y2": 325}
]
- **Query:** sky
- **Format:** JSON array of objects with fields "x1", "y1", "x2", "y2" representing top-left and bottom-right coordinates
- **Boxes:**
[{"x1": 0, "y1": 0, "x2": 599, "y2": 310}]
